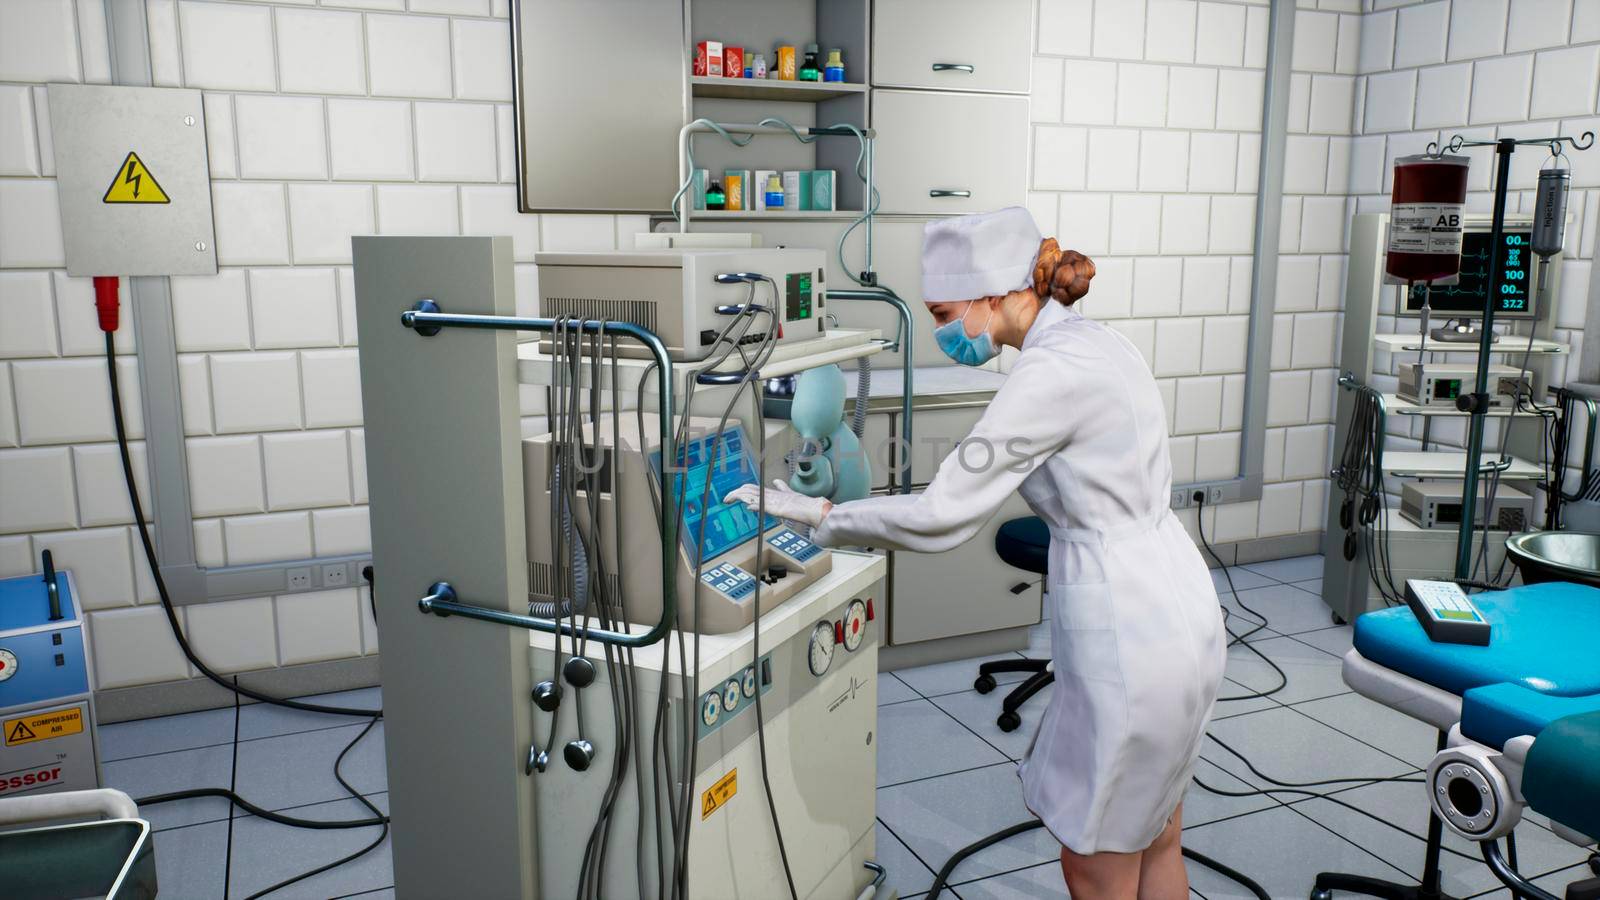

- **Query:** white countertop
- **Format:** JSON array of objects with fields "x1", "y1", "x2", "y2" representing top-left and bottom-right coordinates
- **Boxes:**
[{"x1": 847, "y1": 364, "x2": 1008, "y2": 399}]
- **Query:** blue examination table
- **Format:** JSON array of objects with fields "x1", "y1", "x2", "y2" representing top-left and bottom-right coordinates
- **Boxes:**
[{"x1": 1319, "y1": 581, "x2": 1600, "y2": 900}]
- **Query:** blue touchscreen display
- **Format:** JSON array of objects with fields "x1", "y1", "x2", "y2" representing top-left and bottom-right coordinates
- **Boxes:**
[{"x1": 650, "y1": 426, "x2": 776, "y2": 565}]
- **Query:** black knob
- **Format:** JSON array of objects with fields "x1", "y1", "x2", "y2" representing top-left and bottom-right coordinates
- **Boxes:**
[
  {"x1": 563, "y1": 656, "x2": 597, "y2": 688},
  {"x1": 532, "y1": 680, "x2": 563, "y2": 712},
  {"x1": 1455, "y1": 392, "x2": 1490, "y2": 415},
  {"x1": 564, "y1": 739, "x2": 596, "y2": 771},
  {"x1": 766, "y1": 564, "x2": 788, "y2": 581}
]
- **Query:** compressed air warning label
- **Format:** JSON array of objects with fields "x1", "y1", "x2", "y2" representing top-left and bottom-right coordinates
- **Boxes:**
[
  {"x1": 102, "y1": 151, "x2": 171, "y2": 204},
  {"x1": 1388, "y1": 203, "x2": 1464, "y2": 255},
  {"x1": 5, "y1": 708, "x2": 83, "y2": 746},
  {"x1": 701, "y1": 768, "x2": 737, "y2": 820}
]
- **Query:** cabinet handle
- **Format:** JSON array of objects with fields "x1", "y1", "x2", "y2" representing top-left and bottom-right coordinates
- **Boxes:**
[
  {"x1": 929, "y1": 189, "x2": 971, "y2": 198},
  {"x1": 932, "y1": 63, "x2": 975, "y2": 73}
]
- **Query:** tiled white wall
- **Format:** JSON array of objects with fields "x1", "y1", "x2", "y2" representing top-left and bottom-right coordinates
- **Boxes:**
[
  {"x1": 0, "y1": 0, "x2": 642, "y2": 692},
  {"x1": 1033, "y1": 0, "x2": 1349, "y2": 545},
  {"x1": 1347, "y1": 0, "x2": 1600, "y2": 508}
]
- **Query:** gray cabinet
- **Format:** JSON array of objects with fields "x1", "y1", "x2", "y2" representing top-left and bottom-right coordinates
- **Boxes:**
[
  {"x1": 889, "y1": 492, "x2": 1036, "y2": 645},
  {"x1": 870, "y1": 90, "x2": 1029, "y2": 215},
  {"x1": 871, "y1": 0, "x2": 1033, "y2": 94}
]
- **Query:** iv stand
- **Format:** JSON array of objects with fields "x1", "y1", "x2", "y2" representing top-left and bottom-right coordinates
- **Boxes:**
[{"x1": 1434, "y1": 131, "x2": 1595, "y2": 580}]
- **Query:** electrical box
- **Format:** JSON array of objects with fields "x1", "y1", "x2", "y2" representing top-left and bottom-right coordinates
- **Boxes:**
[{"x1": 47, "y1": 83, "x2": 217, "y2": 277}]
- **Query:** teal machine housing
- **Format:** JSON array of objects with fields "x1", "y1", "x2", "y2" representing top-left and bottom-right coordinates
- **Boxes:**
[{"x1": 786, "y1": 365, "x2": 872, "y2": 504}]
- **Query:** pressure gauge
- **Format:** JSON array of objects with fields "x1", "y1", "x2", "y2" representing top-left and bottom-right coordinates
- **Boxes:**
[
  {"x1": 841, "y1": 600, "x2": 868, "y2": 652},
  {"x1": 0, "y1": 648, "x2": 15, "y2": 682},
  {"x1": 742, "y1": 667, "x2": 757, "y2": 698},
  {"x1": 807, "y1": 621, "x2": 836, "y2": 676},
  {"x1": 723, "y1": 680, "x2": 740, "y2": 712},
  {"x1": 702, "y1": 694, "x2": 720, "y2": 728}
]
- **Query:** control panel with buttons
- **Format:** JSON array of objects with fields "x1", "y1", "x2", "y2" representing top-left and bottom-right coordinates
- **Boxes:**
[
  {"x1": 766, "y1": 528, "x2": 823, "y2": 564},
  {"x1": 699, "y1": 562, "x2": 757, "y2": 602}
]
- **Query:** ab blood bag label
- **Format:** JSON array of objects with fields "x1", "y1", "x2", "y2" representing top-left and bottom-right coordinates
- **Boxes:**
[{"x1": 1388, "y1": 204, "x2": 1465, "y2": 255}]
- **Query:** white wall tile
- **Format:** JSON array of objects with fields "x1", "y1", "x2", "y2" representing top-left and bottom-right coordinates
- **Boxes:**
[
  {"x1": 1169, "y1": 435, "x2": 1197, "y2": 483},
  {"x1": 1221, "y1": 372, "x2": 1246, "y2": 428},
  {"x1": 1244, "y1": 5, "x2": 1270, "y2": 68},
  {"x1": 1271, "y1": 312, "x2": 1293, "y2": 368},
  {"x1": 1116, "y1": 63, "x2": 1169, "y2": 127},
  {"x1": 263, "y1": 431, "x2": 350, "y2": 510},
  {"x1": 1531, "y1": 46, "x2": 1600, "y2": 120},
  {"x1": 1156, "y1": 318, "x2": 1205, "y2": 377},
  {"x1": 275, "y1": 7, "x2": 366, "y2": 95},
  {"x1": 0, "y1": 273, "x2": 58, "y2": 357},
  {"x1": 1309, "y1": 368, "x2": 1338, "y2": 422},
  {"x1": 376, "y1": 185, "x2": 461, "y2": 235},
  {"x1": 209, "y1": 351, "x2": 302, "y2": 434},
  {"x1": 412, "y1": 0, "x2": 490, "y2": 13},
  {"x1": 0, "y1": 86, "x2": 39, "y2": 176},
  {"x1": 1287, "y1": 73, "x2": 1312, "y2": 134},
  {"x1": 1058, "y1": 193, "x2": 1113, "y2": 256},
  {"x1": 1081, "y1": 256, "x2": 1131, "y2": 318},
  {"x1": 300, "y1": 349, "x2": 363, "y2": 428},
  {"x1": 223, "y1": 511, "x2": 312, "y2": 565},
  {"x1": 1086, "y1": 128, "x2": 1140, "y2": 190},
  {"x1": 1363, "y1": 69, "x2": 1418, "y2": 132},
  {"x1": 250, "y1": 269, "x2": 341, "y2": 349},
  {"x1": 1257, "y1": 482, "x2": 1302, "y2": 536},
  {"x1": 349, "y1": 428, "x2": 367, "y2": 504},
  {"x1": 12, "y1": 359, "x2": 131, "y2": 445},
  {"x1": 1268, "y1": 369, "x2": 1313, "y2": 425},
  {"x1": 73, "y1": 442, "x2": 147, "y2": 527},
  {"x1": 368, "y1": 13, "x2": 452, "y2": 99},
  {"x1": 1062, "y1": 60, "x2": 1117, "y2": 125},
  {"x1": 1195, "y1": 2, "x2": 1247, "y2": 67},
  {"x1": 1110, "y1": 195, "x2": 1163, "y2": 254},
  {"x1": 1356, "y1": 9, "x2": 1396, "y2": 73},
  {"x1": 1140, "y1": 131, "x2": 1190, "y2": 191},
  {"x1": 540, "y1": 215, "x2": 617, "y2": 252},
  {"x1": 1414, "y1": 62, "x2": 1473, "y2": 129},
  {"x1": 1468, "y1": 53, "x2": 1534, "y2": 124},
  {"x1": 29, "y1": 87, "x2": 53, "y2": 177},
  {"x1": 197, "y1": 94, "x2": 236, "y2": 181},
  {"x1": 171, "y1": 270, "x2": 250, "y2": 352},
  {"x1": 89, "y1": 606, "x2": 188, "y2": 688},
  {"x1": 0, "y1": 0, "x2": 80, "y2": 82},
  {"x1": 1394, "y1": 1, "x2": 1449, "y2": 69},
  {"x1": 235, "y1": 95, "x2": 327, "y2": 180},
  {"x1": 1294, "y1": 10, "x2": 1340, "y2": 73},
  {"x1": 186, "y1": 435, "x2": 264, "y2": 517},
  {"x1": 1308, "y1": 75, "x2": 1356, "y2": 134},
  {"x1": 1174, "y1": 376, "x2": 1224, "y2": 434},
  {"x1": 1284, "y1": 136, "x2": 1331, "y2": 194},
  {"x1": 277, "y1": 588, "x2": 362, "y2": 665},
  {"x1": 1505, "y1": 0, "x2": 1571, "y2": 52},
  {"x1": 1276, "y1": 255, "x2": 1321, "y2": 312},
  {"x1": 185, "y1": 596, "x2": 277, "y2": 673},
  {"x1": 0, "y1": 447, "x2": 75, "y2": 533},
  {"x1": 1147, "y1": 0, "x2": 1198, "y2": 63},
  {"x1": 1188, "y1": 132, "x2": 1237, "y2": 193},
  {"x1": 1261, "y1": 426, "x2": 1285, "y2": 483},
  {"x1": 1236, "y1": 133, "x2": 1262, "y2": 193},
  {"x1": 1335, "y1": 11, "x2": 1361, "y2": 75},
  {"x1": 1160, "y1": 195, "x2": 1211, "y2": 253},
  {"x1": 0, "y1": 180, "x2": 66, "y2": 268},
  {"x1": 1093, "y1": 0, "x2": 1148, "y2": 60},
  {"x1": 1134, "y1": 257, "x2": 1184, "y2": 317},
  {"x1": 415, "y1": 102, "x2": 497, "y2": 182},
  {"x1": 453, "y1": 18, "x2": 513, "y2": 102},
  {"x1": 1447, "y1": 0, "x2": 1510, "y2": 60},
  {"x1": 1346, "y1": 135, "x2": 1387, "y2": 194},
  {"x1": 1202, "y1": 315, "x2": 1249, "y2": 373},
  {"x1": 1112, "y1": 319, "x2": 1157, "y2": 368},
  {"x1": 1216, "y1": 69, "x2": 1266, "y2": 130},
  {"x1": 34, "y1": 526, "x2": 134, "y2": 610},
  {"x1": 1300, "y1": 479, "x2": 1329, "y2": 532},
  {"x1": 177, "y1": 0, "x2": 275, "y2": 91},
  {"x1": 1168, "y1": 67, "x2": 1219, "y2": 130},
  {"x1": 1180, "y1": 256, "x2": 1230, "y2": 315},
  {"x1": 0, "y1": 367, "x2": 16, "y2": 448},
  {"x1": 287, "y1": 184, "x2": 375, "y2": 266},
  {"x1": 1194, "y1": 431, "x2": 1239, "y2": 481},
  {"x1": 1300, "y1": 196, "x2": 1347, "y2": 252},
  {"x1": 212, "y1": 182, "x2": 291, "y2": 267},
  {"x1": 1324, "y1": 137, "x2": 1351, "y2": 195},
  {"x1": 1575, "y1": 2, "x2": 1600, "y2": 43},
  {"x1": 177, "y1": 354, "x2": 212, "y2": 436},
  {"x1": 312, "y1": 506, "x2": 370, "y2": 556},
  {"x1": 1209, "y1": 196, "x2": 1257, "y2": 254},
  {"x1": 460, "y1": 186, "x2": 540, "y2": 262},
  {"x1": 1032, "y1": 58, "x2": 1065, "y2": 123},
  {"x1": 1034, "y1": 126, "x2": 1088, "y2": 190},
  {"x1": 328, "y1": 99, "x2": 414, "y2": 182},
  {"x1": 1291, "y1": 312, "x2": 1338, "y2": 367},
  {"x1": 1039, "y1": 0, "x2": 1094, "y2": 56}
]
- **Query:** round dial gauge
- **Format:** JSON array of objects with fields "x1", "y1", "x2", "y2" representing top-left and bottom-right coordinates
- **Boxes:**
[
  {"x1": 723, "y1": 681, "x2": 740, "y2": 711},
  {"x1": 741, "y1": 667, "x2": 757, "y2": 698},
  {"x1": 702, "y1": 694, "x2": 720, "y2": 728},
  {"x1": 0, "y1": 648, "x2": 16, "y2": 682},
  {"x1": 807, "y1": 621, "x2": 836, "y2": 676},
  {"x1": 841, "y1": 600, "x2": 868, "y2": 652}
]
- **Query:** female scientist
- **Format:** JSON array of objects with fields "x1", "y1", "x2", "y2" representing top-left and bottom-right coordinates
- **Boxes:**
[{"x1": 726, "y1": 207, "x2": 1227, "y2": 899}]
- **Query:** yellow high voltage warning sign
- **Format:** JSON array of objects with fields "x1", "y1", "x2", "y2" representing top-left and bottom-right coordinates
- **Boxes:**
[{"x1": 102, "y1": 151, "x2": 170, "y2": 204}]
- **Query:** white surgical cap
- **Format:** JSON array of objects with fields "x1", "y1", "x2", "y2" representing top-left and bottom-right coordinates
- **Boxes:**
[{"x1": 920, "y1": 206, "x2": 1043, "y2": 303}]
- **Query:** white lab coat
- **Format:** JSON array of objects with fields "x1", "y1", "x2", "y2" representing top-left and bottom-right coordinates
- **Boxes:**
[{"x1": 814, "y1": 299, "x2": 1227, "y2": 855}]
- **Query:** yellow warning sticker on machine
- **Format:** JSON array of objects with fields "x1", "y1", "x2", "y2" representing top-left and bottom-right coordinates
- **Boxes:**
[
  {"x1": 4, "y1": 708, "x2": 83, "y2": 747},
  {"x1": 701, "y1": 768, "x2": 737, "y2": 820},
  {"x1": 102, "y1": 151, "x2": 171, "y2": 204}
]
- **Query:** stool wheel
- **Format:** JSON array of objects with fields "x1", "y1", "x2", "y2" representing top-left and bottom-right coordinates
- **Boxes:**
[
  {"x1": 974, "y1": 674, "x2": 997, "y2": 694},
  {"x1": 997, "y1": 710, "x2": 1022, "y2": 732},
  {"x1": 1310, "y1": 890, "x2": 1333, "y2": 900}
]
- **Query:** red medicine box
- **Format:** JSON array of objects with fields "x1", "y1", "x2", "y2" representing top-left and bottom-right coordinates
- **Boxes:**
[
  {"x1": 723, "y1": 46, "x2": 744, "y2": 78},
  {"x1": 694, "y1": 41, "x2": 722, "y2": 77}
]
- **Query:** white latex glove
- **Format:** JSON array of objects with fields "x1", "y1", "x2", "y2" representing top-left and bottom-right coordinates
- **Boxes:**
[{"x1": 723, "y1": 480, "x2": 830, "y2": 528}]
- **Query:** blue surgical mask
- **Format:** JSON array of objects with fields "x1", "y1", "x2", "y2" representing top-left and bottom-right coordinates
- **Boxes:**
[{"x1": 934, "y1": 301, "x2": 998, "y2": 367}]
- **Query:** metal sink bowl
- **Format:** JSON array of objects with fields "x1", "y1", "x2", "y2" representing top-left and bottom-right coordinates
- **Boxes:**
[{"x1": 1505, "y1": 531, "x2": 1600, "y2": 589}]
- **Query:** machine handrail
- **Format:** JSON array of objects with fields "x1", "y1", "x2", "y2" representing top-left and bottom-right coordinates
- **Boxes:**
[
  {"x1": 826, "y1": 287, "x2": 915, "y2": 494},
  {"x1": 400, "y1": 303, "x2": 679, "y2": 649}
]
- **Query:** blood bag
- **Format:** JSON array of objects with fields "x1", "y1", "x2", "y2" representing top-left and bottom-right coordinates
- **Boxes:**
[{"x1": 1386, "y1": 154, "x2": 1470, "y2": 284}]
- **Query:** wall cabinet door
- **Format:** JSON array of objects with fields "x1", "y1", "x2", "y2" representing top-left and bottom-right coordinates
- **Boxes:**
[
  {"x1": 870, "y1": 90, "x2": 1028, "y2": 215},
  {"x1": 888, "y1": 492, "x2": 1037, "y2": 645},
  {"x1": 872, "y1": 0, "x2": 1033, "y2": 94}
]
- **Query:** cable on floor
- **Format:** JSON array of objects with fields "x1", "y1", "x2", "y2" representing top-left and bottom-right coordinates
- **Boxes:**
[{"x1": 1195, "y1": 493, "x2": 1289, "y2": 703}]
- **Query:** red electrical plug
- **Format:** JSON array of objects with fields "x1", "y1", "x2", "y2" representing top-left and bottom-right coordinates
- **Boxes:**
[{"x1": 93, "y1": 276, "x2": 120, "y2": 333}]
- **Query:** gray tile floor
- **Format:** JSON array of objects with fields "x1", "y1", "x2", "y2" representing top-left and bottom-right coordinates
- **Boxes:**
[{"x1": 96, "y1": 555, "x2": 1597, "y2": 899}]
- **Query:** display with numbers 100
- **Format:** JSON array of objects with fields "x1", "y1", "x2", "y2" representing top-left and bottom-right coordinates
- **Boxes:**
[{"x1": 1404, "y1": 229, "x2": 1535, "y2": 319}]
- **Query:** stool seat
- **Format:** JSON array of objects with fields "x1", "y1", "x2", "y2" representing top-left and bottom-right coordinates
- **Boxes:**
[{"x1": 995, "y1": 516, "x2": 1049, "y2": 575}]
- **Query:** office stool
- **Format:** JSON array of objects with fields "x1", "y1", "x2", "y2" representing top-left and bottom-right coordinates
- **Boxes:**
[{"x1": 974, "y1": 516, "x2": 1052, "y2": 733}]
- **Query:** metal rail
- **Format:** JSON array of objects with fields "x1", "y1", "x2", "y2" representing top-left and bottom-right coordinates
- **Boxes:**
[
  {"x1": 401, "y1": 302, "x2": 679, "y2": 649},
  {"x1": 827, "y1": 287, "x2": 915, "y2": 494}
]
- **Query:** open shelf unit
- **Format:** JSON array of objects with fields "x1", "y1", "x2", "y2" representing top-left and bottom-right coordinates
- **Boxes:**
[
  {"x1": 690, "y1": 76, "x2": 867, "y2": 102},
  {"x1": 1373, "y1": 333, "x2": 1568, "y2": 356},
  {"x1": 1380, "y1": 451, "x2": 1544, "y2": 480}
]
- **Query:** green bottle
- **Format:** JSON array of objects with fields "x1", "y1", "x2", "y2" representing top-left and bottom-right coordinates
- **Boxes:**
[
  {"x1": 799, "y1": 43, "x2": 821, "y2": 82},
  {"x1": 706, "y1": 180, "x2": 726, "y2": 211}
]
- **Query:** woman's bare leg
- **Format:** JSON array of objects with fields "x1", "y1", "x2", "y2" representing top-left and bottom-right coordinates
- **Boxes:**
[
  {"x1": 1136, "y1": 806, "x2": 1188, "y2": 900},
  {"x1": 1059, "y1": 844, "x2": 1143, "y2": 899}
]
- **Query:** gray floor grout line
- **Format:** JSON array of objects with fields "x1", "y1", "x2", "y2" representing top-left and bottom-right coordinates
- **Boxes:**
[
  {"x1": 1275, "y1": 794, "x2": 1432, "y2": 887},
  {"x1": 151, "y1": 789, "x2": 390, "y2": 836},
  {"x1": 877, "y1": 759, "x2": 1016, "y2": 793},
  {"x1": 330, "y1": 887, "x2": 395, "y2": 899},
  {"x1": 102, "y1": 717, "x2": 381, "y2": 765},
  {"x1": 875, "y1": 815, "x2": 946, "y2": 892}
]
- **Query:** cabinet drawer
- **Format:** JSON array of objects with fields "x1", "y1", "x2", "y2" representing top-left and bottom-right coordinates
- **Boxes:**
[
  {"x1": 872, "y1": 0, "x2": 1033, "y2": 94},
  {"x1": 870, "y1": 90, "x2": 1029, "y2": 215}
]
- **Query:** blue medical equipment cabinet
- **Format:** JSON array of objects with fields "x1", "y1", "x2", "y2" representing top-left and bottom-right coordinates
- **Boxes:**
[{"x1": 0, "y1": 552, "x2": 101, "y2": 803}]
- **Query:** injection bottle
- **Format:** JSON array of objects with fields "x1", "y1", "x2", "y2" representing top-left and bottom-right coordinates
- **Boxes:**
[
  {"x1": 764, "y1": 173, "x2": 785, "y2": 209},
  {"x1": 706, "y1": 180, "x2": 725, "y2": 211},
  {"x1": 799, "y1": 43, "x2": 821, "y2": 81},
  {"x1": 824, "y1": 49, "x2": 845, "y2": 82},
  {"x1": 753, "y1": 53, "x2": 768, "y2": 79}
]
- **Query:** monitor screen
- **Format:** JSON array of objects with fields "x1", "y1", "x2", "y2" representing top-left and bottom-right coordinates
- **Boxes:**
[
  {"x1": 650, "y1": 425, "x2": 776, "y2": 565},
  {"x1": 1403, "y1": 229, "x2": 1534, "y2": 318}
]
